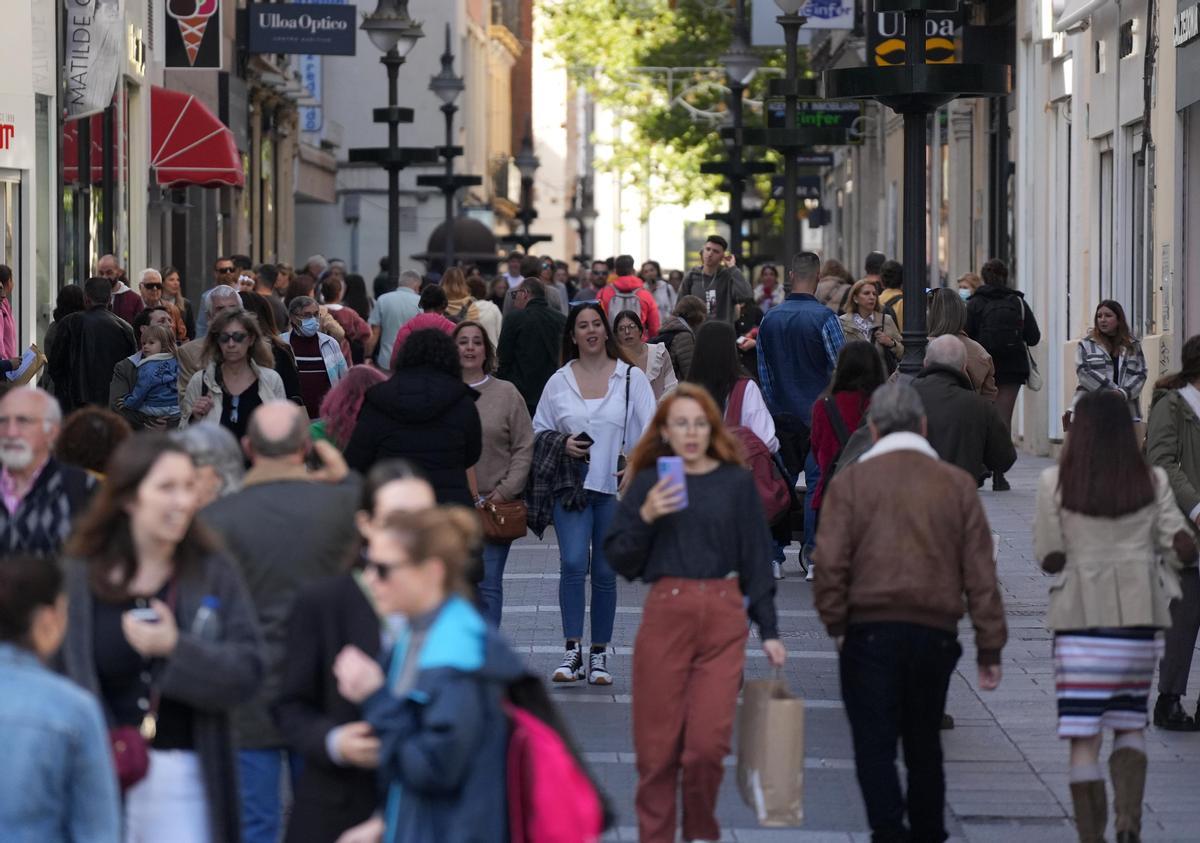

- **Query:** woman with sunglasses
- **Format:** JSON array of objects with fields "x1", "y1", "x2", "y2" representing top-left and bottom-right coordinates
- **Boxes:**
[
  {"x1": 332, "y1": 506, "x2": 543, "y2": 843},
  {"x1": 613, "y1": 310, "x2": 677, "y2": 401},
  {"x1": 532, "y1": 302, "x2": 656, "y2": 686},
  {"x1": 180, "y1": 309, "x2": 286, "y2": 440},
  {"x1": 274, "y1": 461, "x2": 435, "y2": 843}
]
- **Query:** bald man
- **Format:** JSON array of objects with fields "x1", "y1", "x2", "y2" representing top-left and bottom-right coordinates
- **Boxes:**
[
  {"x1": 911, "y1": 335, "x2": 1015, "y2": 483},
  {"x1": 0, "y1": 386, "x2": 95, "y2": 555},
  {"x1": 97, "y1": 253, "x2": 145, "y2": 325},
  {"x1": 199, "y1": 400, "x2": 361, "y2": 843}
]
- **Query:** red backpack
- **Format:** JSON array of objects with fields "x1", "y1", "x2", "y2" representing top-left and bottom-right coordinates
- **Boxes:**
[
  {"x1": 506, "y1": 703, "x2": 604, "y2": 843},
  {"x1": 725, "y1": 379, "x2": 793, "y2": 523}
]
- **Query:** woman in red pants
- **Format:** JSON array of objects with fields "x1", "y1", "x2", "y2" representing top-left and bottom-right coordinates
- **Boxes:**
[{"x1": 605, "y1": 383, "x2": 787, "y2": 843}]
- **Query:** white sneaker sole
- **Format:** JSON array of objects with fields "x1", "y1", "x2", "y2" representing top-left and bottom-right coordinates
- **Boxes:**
[
  {"x1": 553, "y1": 669, "x2": 585, "y2": 682},
  {"x1": 588, "y1": 672, "x2": 613, "y2": 686}
]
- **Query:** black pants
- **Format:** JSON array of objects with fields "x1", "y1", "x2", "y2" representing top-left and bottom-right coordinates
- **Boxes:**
[
  {"x1": 840, "y1": 622, "x2": 961, "y2": 843},
  {"x1": 773, "y1": 415, "x2": 810, "y2": 544},
  {"x1": 1159, "y1": 566, "x2": 1200, "y2": 696}
]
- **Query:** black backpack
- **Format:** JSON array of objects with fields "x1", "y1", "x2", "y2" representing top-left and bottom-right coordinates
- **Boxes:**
[{"x1": 978, "y1": 294, "x2": 1025, "y2": 356}]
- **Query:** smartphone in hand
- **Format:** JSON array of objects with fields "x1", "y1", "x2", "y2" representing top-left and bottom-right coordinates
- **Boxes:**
[
  {"x1": 127, "y1": 608, "x2": 161, "y2": 624},
  {"x1": 574, "y1": 432, "x2": 594, "y2": 447},
  {"x1": 657, "y1": 456, "x2": 688, "y2": 509}
]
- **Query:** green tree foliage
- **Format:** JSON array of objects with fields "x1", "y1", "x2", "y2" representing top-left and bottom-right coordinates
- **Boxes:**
[{"x1": 540, "y1": 0, "x2": 789, "y2": 211}]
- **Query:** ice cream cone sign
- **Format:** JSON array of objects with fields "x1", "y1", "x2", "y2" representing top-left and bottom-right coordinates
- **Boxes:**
[{"x1": 168, "y1": 0, "x2": 219, "y2": 66}]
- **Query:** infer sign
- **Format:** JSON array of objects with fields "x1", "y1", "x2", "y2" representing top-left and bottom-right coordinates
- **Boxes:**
[
  {"x1": 247, "y1": 3, "x2": 357, "y2": 55},
  {"x1": 867, "y1": 5, "x2": 962, "y2": 66}
]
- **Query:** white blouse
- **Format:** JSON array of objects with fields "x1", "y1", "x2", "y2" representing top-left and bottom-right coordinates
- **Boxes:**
[
  {"x1": 734, "y1": 378, "x2": 780, "y2": 454},
  {"x1": 533, "y1": 359, "x2": 657, "y2": 495},
  {"x1": 642, "y1": 342, "x2": 679, "y2": 400}
]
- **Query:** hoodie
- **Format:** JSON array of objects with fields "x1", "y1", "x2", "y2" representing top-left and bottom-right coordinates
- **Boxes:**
[
  {"x1": 343, "y1": 366, "x2": 482, "y2": 506},
  {"x1": 597, "y1": 276, "x2": 661, "y2": 339}
]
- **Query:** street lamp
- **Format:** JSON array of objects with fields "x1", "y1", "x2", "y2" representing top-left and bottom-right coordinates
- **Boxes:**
[
  {"x1": 566, "y1": 176, "x2": 600, "y2": 268},
  {"x1": 417, "y1": 25, "x2": 482, "y2": 273},
  {"x1": 500, "y1": 123, "x2": 551, "y2": 254},
  {"x1": 774, "y1": 0, "x2": 807, "y2": 271},
  {"x1": 350, "y1": 0, "x2": 436, "y2": 290},
  {"x1": 720, "y1": 3, "x2": 759, "y2": 264}
]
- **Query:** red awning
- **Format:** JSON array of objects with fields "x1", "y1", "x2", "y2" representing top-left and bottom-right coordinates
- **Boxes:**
[{"x1": 150, "y1": 85, "x2": 244, "y2": 188}]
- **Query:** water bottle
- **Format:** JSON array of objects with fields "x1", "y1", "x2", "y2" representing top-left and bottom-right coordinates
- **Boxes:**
[{"x1": 191, "y1": 595, "x2": 222, "y2": 640}]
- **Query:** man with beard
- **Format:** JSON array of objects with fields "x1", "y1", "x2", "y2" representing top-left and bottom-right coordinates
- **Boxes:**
[{"x1": 0, "y1": 387, "x2": 94, "y2": 556}]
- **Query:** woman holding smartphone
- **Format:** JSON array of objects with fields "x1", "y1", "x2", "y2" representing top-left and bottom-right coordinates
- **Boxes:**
[
  {"x1": 605, "y1": 383, "x2": 786, "y2": 843},
  {"x1": 533, "y1": 302, "x2": 656, "y2": 686},
  {"x1": 60, "y1": 434, "x2": 264, "y2": 843}
]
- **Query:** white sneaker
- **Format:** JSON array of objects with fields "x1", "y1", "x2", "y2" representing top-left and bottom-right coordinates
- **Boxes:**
[
  {"x1": 552, "y1": 646, "x2": 585, "y2": 682},
  {"x1": 587, "y1": 649, "x2": 613, "y2": 685},
  {"x1": 772, "y1": 561, "x2": 785, "y2": 580},
  {"x1": 805, "y1": 563, "x2": 815, "y2": 582}
]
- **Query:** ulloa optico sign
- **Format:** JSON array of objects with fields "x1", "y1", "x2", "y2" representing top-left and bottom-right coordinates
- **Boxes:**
[{"x1": 247, "y1": 3, "x2": 356, "y2": 56}]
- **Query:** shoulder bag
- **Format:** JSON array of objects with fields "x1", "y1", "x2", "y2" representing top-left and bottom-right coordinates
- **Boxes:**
[
  {"x1": 616, "y1": 364, "x2": 631, "y2": 475},
  {"x1": 468, "y1": 467, "x2": 528, "y2": 543}
]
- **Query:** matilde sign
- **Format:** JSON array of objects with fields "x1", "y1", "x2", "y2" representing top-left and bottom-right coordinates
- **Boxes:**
[{"x1": 248, "y1": 3, "x2": 356, "y2": 55}]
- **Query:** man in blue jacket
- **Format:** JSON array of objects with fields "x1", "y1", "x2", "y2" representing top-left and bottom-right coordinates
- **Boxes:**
[{"x1": 757, "y1": 252, "x2": 844, "y2": 579}]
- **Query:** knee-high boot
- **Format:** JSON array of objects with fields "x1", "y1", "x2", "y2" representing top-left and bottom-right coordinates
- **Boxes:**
[
  {"x1": 1069, "y1": 780, "x2": 1108, "y2": 843},
  {"x1": 1109, "y1": 748, "x2": 1147, "y2": 843}
]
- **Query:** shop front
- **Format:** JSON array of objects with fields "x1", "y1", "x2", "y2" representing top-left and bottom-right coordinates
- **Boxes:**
[{"x1": 1177, "y1": 0, "x2": 1200, "y2": 337}]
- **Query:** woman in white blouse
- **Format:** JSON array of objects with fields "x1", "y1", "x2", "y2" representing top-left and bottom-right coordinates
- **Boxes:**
[
  {"x1": 613, "y1": 309, "x2": 678, "y2": 400},
  {"x1": 533, "y1": 303, "x2": 656, "y2": 686}
]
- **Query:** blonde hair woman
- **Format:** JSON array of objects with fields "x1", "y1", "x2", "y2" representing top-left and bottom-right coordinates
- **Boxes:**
[
  {"x1": 838, "y1": 279, "x2": 903, "y2": 370},
  {"x1": 443, "y1": 267, "x2": 502, "y2": 346}
]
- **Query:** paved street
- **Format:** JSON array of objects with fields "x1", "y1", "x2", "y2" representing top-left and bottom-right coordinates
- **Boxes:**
[{"x1": 498, "y1": 454, "x2": 1200, "y2": 842}]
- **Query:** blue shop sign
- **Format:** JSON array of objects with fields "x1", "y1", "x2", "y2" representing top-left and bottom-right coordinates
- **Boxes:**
[{"x1": 248, "y1": 3, "x2": 357, "y2": 56}]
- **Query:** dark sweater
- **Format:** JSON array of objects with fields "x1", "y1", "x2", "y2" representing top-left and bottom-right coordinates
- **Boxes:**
[{"x1": 605, "y1": 463, "x2": 778, "y2": 639}]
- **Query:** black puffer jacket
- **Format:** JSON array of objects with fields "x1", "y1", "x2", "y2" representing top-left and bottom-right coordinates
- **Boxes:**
[
  {"x1": 344, "y1": 365, "x2": 482, "y2": 506},
  {"x1": 966, "y1": 285, "x2": 1041, "y2": 385}
]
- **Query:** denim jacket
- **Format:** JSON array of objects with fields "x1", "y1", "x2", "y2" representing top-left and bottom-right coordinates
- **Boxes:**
[
  {"x1": 0, "y1": 643, "x2": 120, "y2": 842},
  {"x1": 757, "y1": 293, "x2": 844, "y2": 427}
]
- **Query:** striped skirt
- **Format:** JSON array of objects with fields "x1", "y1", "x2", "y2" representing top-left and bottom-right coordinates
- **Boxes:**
[{"x1": 1054, "y1": 628, "x2": 1161, "y2": 738}]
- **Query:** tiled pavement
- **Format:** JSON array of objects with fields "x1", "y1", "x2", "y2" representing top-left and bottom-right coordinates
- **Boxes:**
[{"x1": 497, "y1": 454, "x2": 1200, "y2": 842}]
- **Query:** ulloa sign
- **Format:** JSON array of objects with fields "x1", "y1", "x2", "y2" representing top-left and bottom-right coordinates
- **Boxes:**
[{"x1": 247, "y1": 3, "x2": 356, "y2": 56}]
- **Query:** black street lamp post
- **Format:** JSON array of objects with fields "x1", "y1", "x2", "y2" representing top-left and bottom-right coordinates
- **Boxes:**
[
  {"x1": 500, "y1": 125, "x2": 552, "y2": 254},
  {"x1": 350, "y1": 0, "x2": 438, "y2": 289},
  {"x1": 774, "y1": 0, "x2": 807, "y2": 268},
  {"x1": 417, "y1": 25, "x2": 483, "y2": 273},
  {"x1": 823, "y1": 0, "x2": 1009, "y2": 373},
  {"x1": 566, "y1": 176, "x2": 599, "y2": 268}
]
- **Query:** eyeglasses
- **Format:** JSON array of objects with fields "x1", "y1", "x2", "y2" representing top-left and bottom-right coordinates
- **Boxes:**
[
  {"x1": 141, "y1": 283, "x2": 162, "y2": 290},
  {"x1": 217, "y1": 332, "x2": 249, "y2": 345},
  {"x1": 616, "y1": 323, "x2": 641, "y2": 334},
  {"x1": 362, "y1": 556, "x2": 414, "y2": 581},
  {"x1": 216, "y1": 266, "x2": 236, "y2": 274}
]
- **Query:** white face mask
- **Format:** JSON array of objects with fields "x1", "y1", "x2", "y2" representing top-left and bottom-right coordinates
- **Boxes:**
[{"x1": 958, "y1": 288, "x2": 971, "y2": 302}]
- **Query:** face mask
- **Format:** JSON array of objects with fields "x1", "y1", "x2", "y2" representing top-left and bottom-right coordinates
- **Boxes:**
[
  {"x1": 298, "y1": 317, "x2": 319, "y2": 337},
  {"x1": 958, "y1": 288, "x2": 971, "y2": 302}
]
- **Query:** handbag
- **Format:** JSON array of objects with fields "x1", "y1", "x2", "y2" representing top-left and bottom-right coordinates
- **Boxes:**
[
  {"x1": 1026, "y1": 346, "x2": 1043, "y2": 391},
  {"x1": 616, "y1": 364, "x2": 631, "y2": 475},
  {"x1": 468, "y1": 467, "x2": 528, "y2": 543},
  {"x1": 108, "y1": 580, "x2": 177, "y2": 792}
]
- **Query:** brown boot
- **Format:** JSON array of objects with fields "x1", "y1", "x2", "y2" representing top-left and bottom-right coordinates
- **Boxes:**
[
  {"x1": 1109, "y1": 748, "x2": 1147, "y2": 843},
  {"x1": 1069, "y1": 779, "x2": 1108, "y2": 843}
]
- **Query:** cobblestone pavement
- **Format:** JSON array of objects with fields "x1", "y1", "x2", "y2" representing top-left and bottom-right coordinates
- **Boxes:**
[{"x1": 498, "y1": 454, "x2": 1200, "y2": 842}]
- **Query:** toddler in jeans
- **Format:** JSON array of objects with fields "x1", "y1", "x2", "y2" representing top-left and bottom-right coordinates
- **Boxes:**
[{"x1": 122, "y1": 325, "x2": 181, "y2": 427}]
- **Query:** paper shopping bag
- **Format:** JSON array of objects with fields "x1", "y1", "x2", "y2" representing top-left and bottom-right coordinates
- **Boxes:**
[{"x1": 736, "y1": 678, "x2": 805, "y2": 826}]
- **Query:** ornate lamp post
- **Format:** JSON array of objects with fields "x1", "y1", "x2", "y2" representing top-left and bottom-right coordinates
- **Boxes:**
[
  {"x1": 417, "y1": 25, "x2": 482, "y2": 273},
  {"x1": 774, "y1": 0, "x2": 807, "y2": 268},
  {"x1": 500, "y1": 125, "x2": 551, "y2": 253},
  {"x1": 350, "y1": 0, "x2": 437, "y2": 288}
]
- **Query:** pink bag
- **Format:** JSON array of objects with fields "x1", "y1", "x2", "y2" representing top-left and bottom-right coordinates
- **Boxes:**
[{"x1": 506, "y1": 703, "x2": 603, "y2": 843}]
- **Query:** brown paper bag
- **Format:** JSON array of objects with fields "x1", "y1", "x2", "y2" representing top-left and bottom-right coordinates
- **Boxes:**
[{"x1": 736, "y1": 678, "x2": 805, "y2": 826}]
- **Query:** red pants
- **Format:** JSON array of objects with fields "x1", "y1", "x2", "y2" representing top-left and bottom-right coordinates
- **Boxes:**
[{"x1": 632, "y1": 577, "x2": 749, "y2": 843}]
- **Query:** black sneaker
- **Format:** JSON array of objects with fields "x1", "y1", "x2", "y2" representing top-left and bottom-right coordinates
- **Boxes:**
[
  {"x1": 588, "y1": 649, "x2": 613, "y2": 686},
  {"x1": 553, "y1": 645, "x2": 585, "y2": 682},
  {"x1": 992, "y1": 473, "x2": 1011, "y2": 492},
  {"x1": 1154, "y1": 694, "x2": 1199, "y2": 731}
]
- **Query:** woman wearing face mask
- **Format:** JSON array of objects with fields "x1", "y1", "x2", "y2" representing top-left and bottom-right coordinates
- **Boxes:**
[
  {"x1": 275, "y1": 461, "x2": 436, "y2": 843},
  {"x1": 332, "y1": 506, "x2": 544, "y2": 843},
  {"x1": 531, "y1": 303, "x2": 656, "y2": 686},
  {"x1": 282, "y1": 296, "x2": 348, "y2": 420},
  {"x1": 0, "y1": 556, "x2": 121, "y2": 841},
  {"x1": 60, "y1": 435, "x2": 265, "y2": 843},
  {"x1": 605, "y1": 385, "x2": 786, "y2": 843}
]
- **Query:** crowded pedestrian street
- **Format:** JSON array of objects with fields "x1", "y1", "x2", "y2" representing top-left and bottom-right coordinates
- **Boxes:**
[{"x1": 497, "y1": 457, "x2": 1199, "y2": 843}]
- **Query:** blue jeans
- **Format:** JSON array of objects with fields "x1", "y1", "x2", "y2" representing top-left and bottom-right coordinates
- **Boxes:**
[
  {"x1": 238, "y1": 749, "x2": 303, "y2": 843},
  {"x1": 553, "y1": 491, "x2": 617, "y2": 644},
  {"x1": 478, "y1": 540, "x2": 512, "y2": 626},
  {"x1": 803, "y1": 450, "x2": 821, "y2": 552}
]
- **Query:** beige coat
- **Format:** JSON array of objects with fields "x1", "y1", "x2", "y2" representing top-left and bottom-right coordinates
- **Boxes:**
[
  {"x1": 1033, "y1": 465, "x2": 1186, "y2": 631},
  {"x1": 839, "y1": 311, "x2": 904, "y2": 364},
  {"x1": 958, "y1": 333, "x2": 998, "y2": 400}
]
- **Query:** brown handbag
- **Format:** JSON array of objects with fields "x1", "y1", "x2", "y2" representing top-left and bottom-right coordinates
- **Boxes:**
[{"x1": 468, "y1": 468, "x2": 528, "y2": 543}]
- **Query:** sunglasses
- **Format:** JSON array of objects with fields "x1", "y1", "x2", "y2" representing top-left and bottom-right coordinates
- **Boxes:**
[
  {"x1": 217, "y1": 331, "x2": 249, "y2": 345},
  {"x1": 362, "y1": 556, "x2": 413, "y2": 581},
  {"x1": 216, "y1": 266, "x2": 236, "y2": 274},
  {"x1": 142, "y1": 283, "x2": 162, "y2": 290}
]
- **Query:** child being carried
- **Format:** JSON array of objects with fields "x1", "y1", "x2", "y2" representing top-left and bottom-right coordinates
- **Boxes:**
[{"x1": 122, "y1": 324, "x2": 181, "y2": 427}]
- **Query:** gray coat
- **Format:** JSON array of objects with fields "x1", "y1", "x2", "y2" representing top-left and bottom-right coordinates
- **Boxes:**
[
  {"x1": 60, "y1": 553, "x2": 265, "y2": 843},
  {"x1": 200, "y1": 470, "x2": 361, "y2": 750}
]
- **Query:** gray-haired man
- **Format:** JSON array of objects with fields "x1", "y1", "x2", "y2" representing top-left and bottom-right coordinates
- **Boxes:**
[
  {"x1": 814, "y1": 383, "x2": 1007, "y2": 843},
  {"x1": 369, "y1": 270, "x2": 422, "y2": 370}
]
